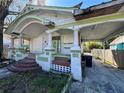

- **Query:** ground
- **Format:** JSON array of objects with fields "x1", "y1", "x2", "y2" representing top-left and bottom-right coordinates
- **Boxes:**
[
  {"x1": 0, "y1": 67, "x2": 12, "y2": 79},
  {"x1": 1, "y1": 58, "x2": 124, "y2": 93},
  {"x1": 0, "y1": 70, "x2": 68, "y2": 93},
  {"x1": 69, "y1": 58, "x2": 124, "y2": 93}
]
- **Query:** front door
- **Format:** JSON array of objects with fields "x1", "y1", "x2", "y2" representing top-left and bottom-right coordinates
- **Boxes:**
[{"x1": 52, "y1": 36, "x2": 61, "y2": 54}]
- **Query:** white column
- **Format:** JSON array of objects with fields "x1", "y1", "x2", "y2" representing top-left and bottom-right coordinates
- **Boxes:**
[
  {"x1": 8, "y1": 36, "x2": 15, "y2": 60},
  {"x1": 19, "y1": 34, "x2": 23, "y2": 48},
  {"x1": 10, "y1": 37, "x2": 14, "y2": 48},
  {"x1": 74, "y1": 30, "x2": 79, "y2": 47},
  {"x1": 71, "y1": 27, "x2": 82, "y2": 82},
  {"x1": 48, "y1": 32, "x2": 52, "y2": 48},
  {"x1": 42, "y1": 32, "x2": 53, "y2": 72}
]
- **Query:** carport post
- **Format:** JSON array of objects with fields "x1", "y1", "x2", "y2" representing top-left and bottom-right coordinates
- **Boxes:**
[
  {"x1": 102, "y1": 42, "x2": 105, "y2": 63},
  {"x1": 71, "y1": 27, "x2": 82, "y2": 82}
]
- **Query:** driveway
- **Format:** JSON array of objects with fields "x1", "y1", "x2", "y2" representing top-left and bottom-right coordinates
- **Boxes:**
[{"x1": 69, "y1": 58, "x2": 124, "y2": 93}]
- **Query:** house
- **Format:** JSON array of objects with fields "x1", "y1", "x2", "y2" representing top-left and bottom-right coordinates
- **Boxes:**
[
  {"x1": 110, "y1": 35, "x2": 124, "y2": 50},
  {"x1": 5, "y1": 0, "x2": 124, "y2": 81}
]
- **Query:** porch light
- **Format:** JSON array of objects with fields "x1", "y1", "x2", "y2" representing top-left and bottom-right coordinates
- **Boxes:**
[
  {"x1": 44, "y1": 21, "x2": 55, "y2": 28},
  {"x1": 11, "y1": 32, "x2": 20, "y2": 36}
]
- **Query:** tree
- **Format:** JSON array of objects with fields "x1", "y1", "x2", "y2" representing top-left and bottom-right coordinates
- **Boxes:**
[
  {"x1": 0, "y1": 0, "x2": 13, "y2": 61},
  {"x1": 84, "y1": 42, "x2": 103, "y2": 52}
]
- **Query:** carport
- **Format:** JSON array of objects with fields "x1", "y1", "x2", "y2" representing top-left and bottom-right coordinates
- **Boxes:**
[{"x1": 47, "y1": 12, "x2": 124, "y2": 71}]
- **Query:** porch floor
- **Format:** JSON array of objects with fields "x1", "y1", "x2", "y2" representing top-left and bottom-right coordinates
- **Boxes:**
[{"x1": 69, "y1": 58, "x2": 124, "y2": 93}]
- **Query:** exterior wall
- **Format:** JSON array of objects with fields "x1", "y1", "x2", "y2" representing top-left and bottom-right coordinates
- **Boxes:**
[
  {"x1": 110, "y1": 45, "x2": 117, "y2": 50},
  {"x1": 110, "y1": 43, "x2": 124, "y2": 50},
  {"x1": 3, "y1": 34, "x2": 11, "y2": 46},
  {"x1": 14, "y1": 39, "x2": 20, "y2": 48},
  {"x1": 24, "y1": 39, "x2": 30, "y2": 45},
  {"x1": 30, "y1": 0, "x2": 46, "y2": 5},
  {"x1": 30, "y1": 33, "x2": 48, "y2": 53},
  {"x1": 61, "y1": 33, "x2": 73, "y2": 54}
]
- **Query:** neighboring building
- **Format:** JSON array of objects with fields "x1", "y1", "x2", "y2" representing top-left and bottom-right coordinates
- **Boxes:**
[
  {"x1": 29, "y1": 0, "x2": 46, "y2": 6},
  {"x1": 4, "y1": 0, "x2": 124, "y2": 81},
  {"x1": 110, "y1": 36, "x2": 124, "y2": 50}
]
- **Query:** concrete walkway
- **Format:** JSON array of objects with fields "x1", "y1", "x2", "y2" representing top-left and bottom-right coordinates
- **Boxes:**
[
  {"x1": 0, "y1": 67, "x2": 13, "y2": 79},
  {"x1": 69, "y1": 58, "x2": 124, "y2": 93}
]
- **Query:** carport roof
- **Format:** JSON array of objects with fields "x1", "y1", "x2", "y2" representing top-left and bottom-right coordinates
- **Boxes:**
[{"x1": 51, "y1": 12, "x2": 124, "y2": 41}]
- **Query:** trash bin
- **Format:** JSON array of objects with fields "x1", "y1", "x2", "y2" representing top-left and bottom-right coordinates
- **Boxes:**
[{"x1": 85, "y1": 55, "x2": 92, "y2": 67}]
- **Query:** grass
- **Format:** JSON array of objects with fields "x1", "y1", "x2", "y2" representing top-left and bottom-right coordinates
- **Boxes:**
[{"x1": 0, "y1": 71, "x2": 69, "y2": 93}]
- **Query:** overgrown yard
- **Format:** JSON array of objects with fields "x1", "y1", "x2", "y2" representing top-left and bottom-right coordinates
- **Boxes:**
[{"x1": 0, "y1": 71, "x2": 69, "y2": 93}]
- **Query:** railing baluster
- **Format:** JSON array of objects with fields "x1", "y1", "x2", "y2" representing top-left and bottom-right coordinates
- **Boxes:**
[{"x1": 51, "y1": 63, "x2": 71, "y2": 74}]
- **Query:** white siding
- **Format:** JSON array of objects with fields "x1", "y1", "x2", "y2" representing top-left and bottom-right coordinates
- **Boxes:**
[
  {"x1": 30, "y1": 33, "x2": 73, "y2": 54},
  {"x1": 61, "y1": 33, "x2": 73, "y2": 54},
  {"x1": 30, "y1": 33, "x2": 48, "y2": 53}
]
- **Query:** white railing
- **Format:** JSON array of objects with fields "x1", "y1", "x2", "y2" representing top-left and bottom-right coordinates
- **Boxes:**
[{"x1": 51, "y1": 64, "x2": 71, "y2": 73}]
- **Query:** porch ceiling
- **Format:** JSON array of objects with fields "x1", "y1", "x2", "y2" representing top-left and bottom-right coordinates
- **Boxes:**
[{"x1": 21, "y1": 23, "x2": 48, "y2": 39}]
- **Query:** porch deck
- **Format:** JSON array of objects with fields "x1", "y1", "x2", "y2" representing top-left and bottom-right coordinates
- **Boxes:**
[{"x1": 69, "y1": 58, "x2": 124, "y2": 93}]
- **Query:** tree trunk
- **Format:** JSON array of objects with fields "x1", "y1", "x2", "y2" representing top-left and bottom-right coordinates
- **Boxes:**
[
  {"x1": 0, "y1": 20, "x2": 3, "y2": 61},
  {"x1": 0, "y1": 0, "x2": 13, "y2": 61},
  {"x1": 0, "y1": 7, "x2": 9, "y2": 61},
  {"x1": 0, "y1": 12, "x2": 8, "y2": 61}
]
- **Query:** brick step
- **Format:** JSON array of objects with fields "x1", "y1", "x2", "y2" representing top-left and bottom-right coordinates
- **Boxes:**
[
  {"x1": 24, "y1": 57, "x2": 35, "y2": 61},
  {"x1": 17, "y1": 61, "x2": 37, "y2": 64},
  {"x1": 14, "y1": 63, "x2": 39, "y2": 68},
  {"x1": 52, "y1": 61, "x2": 70, "y2": 67},
  {"x1": 21, "y1": 59, "x2": 35, "y2": 62},
  {"x1": 7, "y1": 56, "x2": 41, "y2": 72},
  {"x1": 7, "y1": 65, "x2": 41, "y2": 72}
]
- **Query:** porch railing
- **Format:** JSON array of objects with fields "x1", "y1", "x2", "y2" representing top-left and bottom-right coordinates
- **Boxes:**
[
  {"x1": 8, "y1": 48, "x2": 28, "y2": 61},
  {"x1": 51, "y1": 54, "x2": 71, "y2": 74},
  {"x1": 51, "y1": 63, "x2": 71, "y2": 73}
]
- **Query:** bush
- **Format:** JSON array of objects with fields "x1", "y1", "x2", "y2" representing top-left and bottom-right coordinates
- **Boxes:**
[{"x1": 84, "y1": 42, "x2": 103, "y2": 52}]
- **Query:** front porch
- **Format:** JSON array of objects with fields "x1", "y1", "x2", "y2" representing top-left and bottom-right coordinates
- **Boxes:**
[{"x1": 7, "y1": 21, "x2": 83, "y2": 81}]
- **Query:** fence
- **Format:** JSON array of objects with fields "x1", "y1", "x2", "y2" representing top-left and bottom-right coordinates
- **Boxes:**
[{"x1": 91, "y1": 49, "x2": 124, "y2": 69}]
